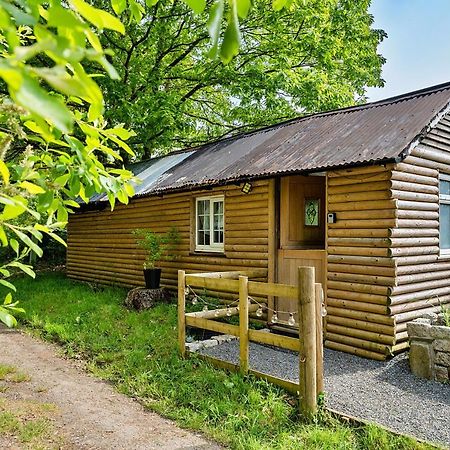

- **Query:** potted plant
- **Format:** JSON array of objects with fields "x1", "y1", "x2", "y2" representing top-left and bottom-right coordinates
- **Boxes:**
[{"x1": 132, "y1": 227, "x2": 180, "y2": 289}]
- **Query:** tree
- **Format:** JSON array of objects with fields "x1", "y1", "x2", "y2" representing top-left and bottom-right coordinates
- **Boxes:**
[
  {"x1": 96, "y1": 0, "x2": 385, "y2": 157},
  {"x1": 0, "y1": 0, "x2": 278, "y2": 326},
  {"x1": 0, "y1": 0, "x2": 138, "y2": 326},
  {"x1": 0, "y1": 0, "x2": 385, "y2": 326}
]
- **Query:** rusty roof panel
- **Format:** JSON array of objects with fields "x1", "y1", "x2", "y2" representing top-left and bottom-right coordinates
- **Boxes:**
[{"x1": 92, "y1": 81, "x2": 450, "y2": 202}]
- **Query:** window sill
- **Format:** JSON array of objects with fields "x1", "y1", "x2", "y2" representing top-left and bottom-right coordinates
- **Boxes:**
[
  {"x1": 438, "y1": 253, "x2": 450, "y2": 261},
  {"x1": 190, "y1": 251, "x2": 226, "y2": 257}
]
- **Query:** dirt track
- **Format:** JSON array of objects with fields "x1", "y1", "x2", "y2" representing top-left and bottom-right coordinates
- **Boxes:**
[{"x1": 0, "y1": 326, "x2": 221, "y2": 450}]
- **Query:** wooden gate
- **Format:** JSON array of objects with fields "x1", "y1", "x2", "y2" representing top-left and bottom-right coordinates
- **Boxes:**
[{"x1": 178, "y1": 266, "x2": 324, "y2": 416}]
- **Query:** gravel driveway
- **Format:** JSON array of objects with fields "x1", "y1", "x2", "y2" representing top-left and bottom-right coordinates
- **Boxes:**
[{"x1": 200, "y1": 341, "x2": 450, "y2": 448}]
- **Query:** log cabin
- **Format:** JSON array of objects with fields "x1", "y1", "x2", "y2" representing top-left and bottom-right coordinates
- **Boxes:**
[{"x1": 67, "y1": 81, "x2": 450, "y2": 360}]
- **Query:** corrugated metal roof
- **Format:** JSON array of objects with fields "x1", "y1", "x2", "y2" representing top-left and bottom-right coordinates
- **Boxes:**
[
  {"x1": 91, "y1": 150, "x2": 195, "y2": 203},
  {"x1": 93, "y1": 81, "x2": 450, "y2": 202}
]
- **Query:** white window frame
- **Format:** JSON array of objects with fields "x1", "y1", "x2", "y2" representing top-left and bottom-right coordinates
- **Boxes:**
[
  {"x1": 195, "y1": 195, "x2": 224, "y2": 253},
  {"x1": 439, "y1": 174, "x2": 450, "y2": 256}
]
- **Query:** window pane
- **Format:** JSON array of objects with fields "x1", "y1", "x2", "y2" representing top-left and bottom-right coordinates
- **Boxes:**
[
  {"x1": 198, "y1": 200, "x2": 205, "y2": 215},
  {"x1": 198, "y1": 215, "x2": 204, "y2": 230},
  {"x1": 204, "y1": 231, "x2": 210, "y2": 246},
  {"x1": 440, "y1": 180, "x2": 450, "y2": 195},
  {"x1": 440, "y1": 203, "x2": 450, "y2": 249},
  {"x1": 213, "y1": 230, "x2": 224, "y2": 243},
  {"x1": 214, "y1": 201, "x2": 223, "y2": 215},
  {"x1": 212, "y1": 200, "x2": 224, "y2": 244},
  {"x1": 197, "y1": 230, "x2": 205, "y2": 245}
]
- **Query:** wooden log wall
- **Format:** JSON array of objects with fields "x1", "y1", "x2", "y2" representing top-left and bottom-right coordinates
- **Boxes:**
[
  {"x1": 390, "y1": 114, "x2": 450, "y2": 347},
  {"x1": 67, "y1": 180, "x2": 271, "y2": 291},
  {"x1": 326, "y1": 165, "x2": 396, "y2": 360},
  {"x1": 326, "y1": 114, "x2": 450, "y2": 360}
]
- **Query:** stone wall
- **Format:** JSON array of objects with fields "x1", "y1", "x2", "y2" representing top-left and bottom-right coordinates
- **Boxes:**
[{"x1": 407, "y1": 313, "x2": 450, "y2": 383}]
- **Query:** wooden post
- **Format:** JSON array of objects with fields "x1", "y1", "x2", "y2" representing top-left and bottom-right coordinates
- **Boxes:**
[
  {"x1": 267, "y1": 178, "x2": 276, "y2": 322},
  {"x1": 315, "y1": 283, "x2": 324, "y2": 395},
  {"x1": 178, "y1": 270, "x2": 186, "y2": 358},
  {"x1": 298, "y1": 266, "x2": 317, "y2": 417},
  {"x1": 239, "y1": 275, "x2": 249, "y2": 374}
]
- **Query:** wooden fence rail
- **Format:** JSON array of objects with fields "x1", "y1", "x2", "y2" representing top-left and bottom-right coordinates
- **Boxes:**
[{"x1": 178, "y1": 267, "x2": 323, "y2": 417}]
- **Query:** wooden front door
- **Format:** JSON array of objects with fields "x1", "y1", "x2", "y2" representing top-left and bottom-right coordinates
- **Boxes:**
[{"x1": 276, "y1": 175, "x2": 327, "y2": 323}]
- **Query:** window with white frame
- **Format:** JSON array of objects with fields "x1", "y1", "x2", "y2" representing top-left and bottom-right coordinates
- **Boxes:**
[
  {"x1": 439, "y1": 174, "x2": 450, "y2": 255},
  {"x1": 195, "y1": 196, "x2": 224, "y2": 252}
]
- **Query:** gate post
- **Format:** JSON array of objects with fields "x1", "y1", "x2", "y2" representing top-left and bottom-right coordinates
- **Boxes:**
[
  {"x1": 298, "y1": 266, "x2": 317, "y2": 416},
  {"x1": 315, "y1": 283, "x2": 324, "y2": 395},
  {"x1": 239, "y1": 275, "x2": 249, "y2": 374},
  {"x1": 178, "y1": 269, "x2": 186, "y2": 358}
]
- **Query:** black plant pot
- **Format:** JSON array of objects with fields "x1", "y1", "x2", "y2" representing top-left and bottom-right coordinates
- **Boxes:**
[{"x1": 143, "y1": 268, "x2": 162, "y2": 289}]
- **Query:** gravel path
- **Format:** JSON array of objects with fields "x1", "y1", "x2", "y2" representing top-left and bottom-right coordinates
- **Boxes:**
[
  {"x1": 0, "y1": 327, "x2": 221, "y2": 450},
  {"x1": 200, "y1": 341, "x2": 450, "y2": 448}
]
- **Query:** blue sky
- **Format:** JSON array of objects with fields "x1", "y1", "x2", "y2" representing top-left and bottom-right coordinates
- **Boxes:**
[{"x1": 366, "y1": 0, "x2": 450, "y2": 101}]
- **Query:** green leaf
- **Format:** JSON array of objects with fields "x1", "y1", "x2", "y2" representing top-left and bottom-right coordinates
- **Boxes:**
[
  {"x1": 4, "y1": 292, "x2": 12, "y2": 305},
  {"x1": 236, "y1": 0, "x2": 251, "y2": 19},
  {"x1": 38, "y1": 190, "x2": 54, "y2": 209},
  {"x1": 55, "y1": 173, "x2": 71, "y2": 187},
  {"x1": 57, "y1": 205, "x2": 69, "y2": 223},
  {"x1": 1, "y1": 201, "x2": 27, "y2": 220},
  {"x1": 0, "y1": 66, "x2": 73, "y2": 133},
  {"x1": 0, "y1": 160, "x2": 9, "y2": 185},
  {"x1": 47, "y1": 232, "x2": 67, "y2": 247},
  {"x1": 112, "y1": 0, "x2": 127, "y2": 15},
  {"x1": 272, "y1": 0, "x2": 288, "y2": 11},
  {"x1": 0, "y1": 307, "x2": 17, "y2": 328},
  {"x1": 6, "y1": 305, "x2": 25, "y2": 314},
  {"x1": 106, "y1": 134, "x2": 134, "y2": 156},
  {"x1": 116, "y1": 189, "x2": 128, "y2": 205},
  {"x1": 207, "y1": 0, "x2": 224, "y2": 59},
  {"x1": 70, "y1": 0, "x2": 125, "y2": 34},
  {"x1": 128, "y1": 0, "x2": 144, "y2": 22},
  {"x1": 182, "y1": 0, "x2": 206, "y2": 14},
  {"x1": 9, "y1": 239, "x2": 19, "y2": 255},
  {"x1": 124, "y1": 182, "x2": 135, "y2": 197},
  {"x1": 0, "y1": 226, "x2": 7, "y2": 246},
  {"x1": 0, "y1": 279, "x2": 16, "y2": 291},
  {"x1": 0, "y1": 0, "x2": 37, "y2": 25},
  {"x1": 47, "y1": 4, "x2": 86, "y2": 29},
  {"x1": 104, "y1": 126, "x2": 135, "y2": 140},
  {"x1": 27, "y1": 227, "x2": 43, "y2": 242},
  {"x1": 8, "y1": 261, "x2": 35, "y2": 278},
  {"x1": 19, "y1": 181, "x2": 45, "y2": 194},
  {"x1": 220, "y1": 0, "x2": 241, "y2": 63},
  {"x1": 11, "y1": 229, "x2": 43, "y2": 258}
]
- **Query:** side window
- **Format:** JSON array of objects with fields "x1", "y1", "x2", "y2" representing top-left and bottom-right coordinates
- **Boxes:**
[
  {"x1": 195, "y1": 196, "x2": 224, "y2": 252},
  {"x1": 439, "y1": 175, "x2": 450, "y2": 255}
]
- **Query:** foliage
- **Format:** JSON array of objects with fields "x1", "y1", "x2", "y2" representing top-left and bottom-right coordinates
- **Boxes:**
[
  {"x1": 11, "y1": 272, "x2": 432, "y2": 450},
  {"x1": 441, "y1": 304, "x2": 450, "y2": 327},
  {"x1": 93, "y1": 0, "x2": 385, "y2": 157},
  {"x1": 0, "y1": 0, "x2": 385, "y2": 327},
  {"x1": 0, "y1": 0, "x2": 141, "y2": 326},
  {"x1": 133, "y1": 227, "x2": 180, "y2": 268}
]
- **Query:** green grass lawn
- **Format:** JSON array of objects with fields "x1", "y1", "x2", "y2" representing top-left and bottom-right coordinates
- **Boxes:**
[{"x1": 8, "y1": 272, "x2": 433, "y2": 450}]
